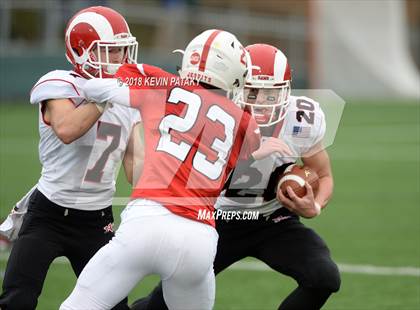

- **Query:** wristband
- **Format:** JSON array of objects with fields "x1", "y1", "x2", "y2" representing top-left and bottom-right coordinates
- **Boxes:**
[{"x1": 314, "y1": 202, "x2": 322, "y2": 215}]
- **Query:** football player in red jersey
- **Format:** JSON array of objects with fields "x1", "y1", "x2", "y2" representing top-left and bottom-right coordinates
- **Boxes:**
[
  {"x1": 60, "y1": 30, "x2": 288, "y2": 310},
  {"x1": 0, "y1": 6, "x2": 141, "y2": 310},
  {"x1": 131, "y1": 44, "x2": 340, "y2": 310}
]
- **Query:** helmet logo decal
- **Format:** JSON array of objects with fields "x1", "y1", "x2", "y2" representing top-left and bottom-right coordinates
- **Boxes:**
[{"x1": 190, "y1": 52, "x2": 201, "y2": 65}]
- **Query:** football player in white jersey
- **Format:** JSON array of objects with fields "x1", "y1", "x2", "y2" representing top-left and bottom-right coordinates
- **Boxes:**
[
  {"x1": 0, "y1": 6, "x2": 141, "y2": 310},
  {"x1": 131, "y1": 44, "x2": 340, "y2": 310}
]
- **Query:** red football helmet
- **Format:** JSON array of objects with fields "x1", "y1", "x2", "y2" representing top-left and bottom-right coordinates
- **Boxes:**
[
  {"x1": 241, "y1": 44, "x2": 291, "y2": 127},
  {"x1": 65, "y1": 6, "x2": 138, "y2": 78}
]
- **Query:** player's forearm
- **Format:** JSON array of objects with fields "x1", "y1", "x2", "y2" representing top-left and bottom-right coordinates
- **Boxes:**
[
  {"x1": 132, "y1": 158, "x2": 143, "y2": 185},
  {"x1": 83, "y1": 78, "x2": 131, "y2": 107},
  {"x1": 301, "y1": 148, "x2": 333, "y2": 209},
  {"x1": 123, "y1": 122, "x2": 144, "y2": 185},
  {"x1": 122, "y1": 154, "x2": 143, "y2": 186},
  {"x1": 53, "y1": 103, "x2": 101, "y2": 144},
  {"x1": 123, "y1": 156, "x2": 134, "y2": 185},
  {"x1": 315, "y1": 175, "x2": 333, "y2": 209}
]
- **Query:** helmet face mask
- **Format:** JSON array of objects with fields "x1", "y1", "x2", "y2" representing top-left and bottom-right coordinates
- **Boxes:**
[
  {"x1": 65, "y1": 6, "x2": 138, "y2": 79},
  {"x1": 241, "y1": 82, "x2": 291, "y2": 127},
  {"x1": 83, "y1": 37, "x2": 138, "y2": 78},
  {"x1": 240, "y1": 44, "x2": 292, "y2": 127}
]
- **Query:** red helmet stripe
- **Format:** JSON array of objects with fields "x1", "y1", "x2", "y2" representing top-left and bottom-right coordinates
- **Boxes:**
[
  {"x1": 69, "y1": 6, "x2": 130, "y2": 37},
  {"x1": 198, "y1": 30, "x2": 222, "y2": 72},
  {"x1": 248, "y1": 44, "x2": 277, "y2": 76},
  {"x1": 246, "y1": 43, "x2": 291, "y2": 83},
  {"x1": 284, "y1": 62, "x2": 291, "y2": 80}
]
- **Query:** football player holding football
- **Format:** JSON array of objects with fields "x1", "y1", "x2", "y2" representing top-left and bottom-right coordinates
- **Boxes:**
[
  {"x1": 131, "y1": 44, "x2": 340, "y2": 310},
  {"x1": 59, "y1": 30, "x2": 281, "y2": 310},
  {"x1": 0, "y1": 6, "x2": 141, "y2": 310}
]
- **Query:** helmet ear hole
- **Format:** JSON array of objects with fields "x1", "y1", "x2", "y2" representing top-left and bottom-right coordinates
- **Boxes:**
[{"x1": 72, "y1": 48, "x2": 81, "y2": 56}]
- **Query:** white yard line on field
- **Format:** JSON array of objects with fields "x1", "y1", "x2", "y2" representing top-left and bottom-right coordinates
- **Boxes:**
[
  {"x1": 229, "y1": 261, "x2": 420, "y2": 277},
  {"x1": 0, "y1": 252, "x2": 419, "y2": 277}
]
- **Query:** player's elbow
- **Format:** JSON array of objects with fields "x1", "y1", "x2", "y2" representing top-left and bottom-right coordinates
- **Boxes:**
[
  {"x1": 55, "y1": 126, "x2": 77, "y2": 144},
  {"x1": 319, "y1": 171, "x2": 334, "y2": 189},
  {"x1": 58, "y1": 134, "x2": 75, "y2": 145}
]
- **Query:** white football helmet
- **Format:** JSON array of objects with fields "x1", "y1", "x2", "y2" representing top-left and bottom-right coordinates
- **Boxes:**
[
  {"x1": 241, "y1": 44, "x2": 292, "y2": 127},
  {"x1": 175, "y1": 29, "x2": 250, "y2": 102}
]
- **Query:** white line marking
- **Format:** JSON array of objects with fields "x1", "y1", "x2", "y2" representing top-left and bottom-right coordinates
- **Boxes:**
[
  {"x1": 0, "y1": 252, "x2": 419, "y2": 277},
  {"x1": 229, "y1": 261, "x2": 420, "y2": 277},
  {"x1": 336, "y1": 263, "x2": 420, "y2": 277}
]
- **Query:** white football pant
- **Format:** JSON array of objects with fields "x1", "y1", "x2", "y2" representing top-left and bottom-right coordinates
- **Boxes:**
[{"x1": 60, "y1": 199, "x2": 218, "y2": 310}]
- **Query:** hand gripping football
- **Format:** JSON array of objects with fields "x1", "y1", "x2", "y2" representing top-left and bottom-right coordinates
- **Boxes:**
[{"x1": 277, "y1": 164, "x2": 319, "y2": 199}]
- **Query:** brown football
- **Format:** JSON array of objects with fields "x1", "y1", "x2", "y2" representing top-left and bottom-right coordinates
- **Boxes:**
[{"x1": 277, "y1": 164, "x2": 319, "y2": 199}]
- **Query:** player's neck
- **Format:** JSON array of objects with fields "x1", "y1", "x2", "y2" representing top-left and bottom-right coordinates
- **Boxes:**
[{"x1": 260, "y1": 125, "x2": 276, "y2": 137}]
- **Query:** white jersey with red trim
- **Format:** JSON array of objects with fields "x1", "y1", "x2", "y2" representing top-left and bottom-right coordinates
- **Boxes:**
[
  {"x1": 30, "y1": 70, "x2": 140, "y2": 210},
  {"x1": 215, "y1": 95, "x2": 326, "y2": 215}
]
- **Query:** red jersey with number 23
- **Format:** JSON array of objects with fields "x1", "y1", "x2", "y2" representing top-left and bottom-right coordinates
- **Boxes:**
[{"x1": 115, "y1": 64, "x2": 261, "y2": 226}]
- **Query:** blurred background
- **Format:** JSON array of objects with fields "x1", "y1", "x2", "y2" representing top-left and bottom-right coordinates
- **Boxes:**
[
  {"x1": 1, "y1": 0, "x2": 419, "y2": 100},
  {"x1": 0, "y1": 0, "x2": 419, "y2": 309}
]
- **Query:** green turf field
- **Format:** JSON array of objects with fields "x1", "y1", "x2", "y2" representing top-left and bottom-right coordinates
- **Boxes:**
[{"x1": 0, "y1": 102, "x2": 419, "y2": 309}]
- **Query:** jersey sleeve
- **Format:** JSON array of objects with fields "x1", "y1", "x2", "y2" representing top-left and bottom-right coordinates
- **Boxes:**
[
  {"x1": 82, "y1": 63, "x2": 149, "y2": 108},
  {"x1": 116, "y1": 63, "x2": 173, "y2": 109},
  {"x1": 114, "y1": 63, "x2": 142, "y2": 82},
  {"x1": 312, "y1": 106, "x2": 326, "y2": 146},
  {"x1": 83, "y1": 63, "x2": 165, "y2": 109},
  {"x1": 238, "y1": 112, "x2": 261, "y2": 160},
  {"x1": 296, "y1": 97, "x2": 326, "y2": 154},
  {"x1": 82, "y1": 78, "x2": 131, "y2": 107},
  {"x1": 30, "y1": 70, "x2": 84, "y2": 105}
]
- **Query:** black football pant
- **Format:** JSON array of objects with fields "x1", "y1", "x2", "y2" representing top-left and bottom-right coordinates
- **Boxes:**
[
  {"x1": 131, "y1": 208, "x2": 340, "y2": 310},
  {"x1": 0, "y1": 189, "x2": 129, "y2": 310}
]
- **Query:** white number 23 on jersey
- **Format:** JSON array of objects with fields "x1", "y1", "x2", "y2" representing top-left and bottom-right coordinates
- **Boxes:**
[{"x1": 157, "y1": 87, "x2": 235, "y2": 180}]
